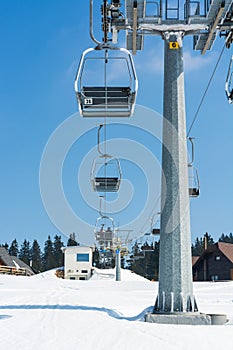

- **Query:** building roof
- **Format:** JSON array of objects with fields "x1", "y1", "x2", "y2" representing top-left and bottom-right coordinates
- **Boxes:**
[
  {"x1": 62, "y1": 245, "x2": 93, "y2": 253},
  {"x1": 192, "y1": 256, "x2": 200, "y2": 265},
  {"x1": 218, "y1": 242, "x2": 233, "y2": 263},
  {"x1": 0, "y1": 247, "x2": 34, "y2": 275},
  {"x1": 193, "y1": 242, "x2": 233, "y2": 268},
  {"x1": 0, "y1": 247, "x2": 14, "y2": 266},
  {"x1": 12, "y1": 256, "x2": 34, "y2": 271}
]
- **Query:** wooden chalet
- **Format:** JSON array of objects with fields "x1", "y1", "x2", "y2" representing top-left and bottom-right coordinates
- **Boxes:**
[
  {"x1": 193, "y1": 242, "x2": 233, "y2": 281},
  {"x1": 0, "y1": 247, "x2": 34, "y2": 276}
]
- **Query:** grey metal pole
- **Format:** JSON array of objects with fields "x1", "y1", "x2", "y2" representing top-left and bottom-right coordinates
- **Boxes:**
[
  {"x1": 115, "y1": 249, "x2": 121, "y2": 281},
  {"x1": 154, "y1": 32, "x2": 197, "y2": 313}
]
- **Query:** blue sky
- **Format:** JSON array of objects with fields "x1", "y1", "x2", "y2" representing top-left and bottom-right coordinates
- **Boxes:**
[{"x1": 0, "y1": 0, "x2": 232, "y2": 248}]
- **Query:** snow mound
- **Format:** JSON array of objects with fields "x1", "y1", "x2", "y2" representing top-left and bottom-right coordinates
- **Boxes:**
[
  {"x1": 33, "y1": 267, "x2": 148, "y2": 282},
  {"x1": 32, "y1": 268, "x2": 62, "y2": 279},
  {"x1": 92, "y1": 268, "x2": 149, "y2": 282}
]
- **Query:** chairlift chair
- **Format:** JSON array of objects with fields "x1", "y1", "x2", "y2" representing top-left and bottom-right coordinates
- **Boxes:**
[
  {"x1": 152, "y1": 228, "x2": 160, "y2": 235},
  {"x1": 91, "y1": 155, "x2": 122, "y2": 192},
  {"x1": 188, "y1": 165, "x2": 200, "y2": 197},
  {"x1": 74, "y1": 46, "x2": 138, "y2": 117},
  {"x1": 188, "y1": 137, "x2": 200, "y2": 198},
  {"x1": 225, "y1": 55, "x2": 233, "y2": 104},
  {"x1": 94, "y1": 216, "x2": 114, "y2": 249},
  {"x1": 141, "y1": 244, "x2": 154, "y2": 252}
]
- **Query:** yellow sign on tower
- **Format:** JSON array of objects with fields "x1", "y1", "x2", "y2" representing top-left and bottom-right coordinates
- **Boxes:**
[{"x1": 169, "y1": 42, "x2": 179, "y2": 49}]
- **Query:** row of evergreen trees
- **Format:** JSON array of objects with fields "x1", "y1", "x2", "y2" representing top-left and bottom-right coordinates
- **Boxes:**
[
  {"x1": 191, "y1": 232, "x2": 233, "y2": 255},
  {"x1": 1, "y1": 232, "x2": 232, "y2": 277},
  {"x1": 1, "y1": 233, "x2": 79, "y2": 273}
]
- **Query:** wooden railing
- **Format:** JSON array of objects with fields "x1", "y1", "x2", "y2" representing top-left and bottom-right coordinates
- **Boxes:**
[{"x1": 0, "y1": 265, "x2": 33, "y2": 276}]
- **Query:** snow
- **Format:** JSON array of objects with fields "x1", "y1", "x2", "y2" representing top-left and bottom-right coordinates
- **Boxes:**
[
  {"x1": 0, "y1": 269, "x2": 232, "y2": 350},
  {"x1": 12, "y1": 259, "x2": 20, "y2": 270}
]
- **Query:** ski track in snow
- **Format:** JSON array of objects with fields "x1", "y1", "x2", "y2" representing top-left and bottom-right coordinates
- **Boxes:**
[{"x1": 0, "y1": 269, "x2": 233, "y2": 350}]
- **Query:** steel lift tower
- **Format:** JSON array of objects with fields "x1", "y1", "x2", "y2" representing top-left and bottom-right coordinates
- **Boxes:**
[
  {"x1": 126, "y1": 0, "x2": 233, "y2": 325},
  {"x1": 92, "y1": 0, "x2": 233, "y2": 324}
]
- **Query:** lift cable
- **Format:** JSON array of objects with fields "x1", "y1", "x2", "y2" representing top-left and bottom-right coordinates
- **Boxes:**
[{"x1": 187, "y1": 37, "x2": 228, "y2": 138}]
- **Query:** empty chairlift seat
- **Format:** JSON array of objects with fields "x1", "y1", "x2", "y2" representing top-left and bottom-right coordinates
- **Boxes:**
[
  {"x1": 94, "y1": 177, "x2": 120, "y2": 192},
  {"x1": 91, "y1": 156, "x2": 122, "y2": 193},
  {"x1": 189, "y1": 187, "x2": 200, "y2": 197},
  {"x1": 188, "y1": 166, "x2": 200, "y2": 198},
  {"x1": 74, "y1": 47, "x2": 138, "y2": 117}
]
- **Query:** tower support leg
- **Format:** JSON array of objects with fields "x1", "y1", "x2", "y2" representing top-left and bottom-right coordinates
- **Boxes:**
[
  {"x1": 146, "y1": 32, "x2": 211, "y2": 324},
  {"x1": 116, "y1": 249, "x2": 121, "y2": 281},
  {"x1": 155, "y1": 32, "x2": 196, "y2": 313}
]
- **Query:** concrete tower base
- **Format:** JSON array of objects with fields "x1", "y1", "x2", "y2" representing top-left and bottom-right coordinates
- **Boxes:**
[
  {"x1": 145, "y1": 312, "x2": 227, "y2": 325},
  {"x1": 145, "y1": 312, "x2": 211, "y2": 325}
]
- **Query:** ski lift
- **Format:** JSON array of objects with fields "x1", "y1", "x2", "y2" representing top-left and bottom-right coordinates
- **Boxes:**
[
  {"x1": 91, "y1": 155, "x2": 122, "y2": 192},
  {"x1": 140, "y1": 231, "x2": 157, "y2": 252},
  {"x1": 91, "y1": 125, "x2": 122, "y2": 192},
  {"x1": 94, "y1": 197, "x2": 115, "y2": 269},
  {"x1": 150, "y1": 212, "x2": 160, "y2": 236},
  {"x1": 225, "y1": 55, "x2": 233, "y2": 104},
  {"x1": 188, "y1": 138, "x2": 200, "y2": 198},
  {"x1": 152, "y1": 228, "x2": 160, "y2": 235},
  {"x1": 94, "y1": 216, "x2": 114, "y2": 250},
  {"x1": 74, "y1": 46, "x2": 138, "y2": 117},
  {"x1": 141, "y1": 243, "x2": 154, "y2": 252},
  {"x1": 188, "y1": 166, "x2": 200, "y2": 197}
]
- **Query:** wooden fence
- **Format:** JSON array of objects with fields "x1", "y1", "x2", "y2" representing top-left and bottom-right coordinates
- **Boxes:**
[{"x1": 0, "y1": 265, "x2": 33, "y2": 276}]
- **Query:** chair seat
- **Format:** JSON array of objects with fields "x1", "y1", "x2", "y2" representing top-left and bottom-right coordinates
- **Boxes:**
[{"x1": 93, "y1": 177, "x2": 120, "y2": 192}]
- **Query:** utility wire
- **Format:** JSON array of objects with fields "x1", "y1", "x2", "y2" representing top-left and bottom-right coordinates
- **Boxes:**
[{"x1": 187, "y1": 40, "x2": 227, "y2": 137}]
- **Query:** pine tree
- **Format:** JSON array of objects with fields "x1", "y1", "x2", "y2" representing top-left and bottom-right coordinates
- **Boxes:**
[
  {"x1": 192, "y1": 237, "x2": 204, "y2": 256},
  {"x1": 192, "y1": 233, "x2": 215, "y2": 256},
  {"x1": 1, "y1": 242, "x2": 9, "y2": 251},
  {"x1": 67, "y1": 232, "x2": 78, "y2": 246},
  {"x1": 229, "y1": 233, "x2": 233, "y2": 243},
  {"x1": 9, "y1": 239, "x2": 19, "y2": 257},
  {"x1": 204, "y1": 232, "x2": 214, "y2": 247},
  {"x1": 42, "y1": 235, "x2": 56, "y2": 271},
  {"x1": 19, "y1": 239, "x2": 31, "y2": 265},
  {"x1": 53, "y1": 235, "x2": 64, "y2": 267},
  {"x1": 219, "y1": 232, "x2": 233, "y2": 243},
  {"x1": 131, "y1": 241, "x2": 141, "y2": 256},
  {"x1": 30, "y1": 239, "x2": 42, "y2": 273},
  {"x1": 219, "y1": 233, "x2": 226, "y2": 242}
]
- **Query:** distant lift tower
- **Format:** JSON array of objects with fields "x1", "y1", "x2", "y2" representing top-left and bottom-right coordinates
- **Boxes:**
[{"x1": 107, "y1": 0, "x2": 233, "y2": 324}]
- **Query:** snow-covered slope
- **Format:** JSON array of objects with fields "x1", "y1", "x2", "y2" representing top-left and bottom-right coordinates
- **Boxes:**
[{"x1": 0, "y1": 269, "x2": 232, "y2": 350}]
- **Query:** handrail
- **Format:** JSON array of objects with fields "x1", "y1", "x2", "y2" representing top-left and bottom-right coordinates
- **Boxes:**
[
  {"x1": 90, "y1": 0, "x2": 102, "y2": 45},
  {"x1": 0, "y1": 265, "x2": 33, "y2": 276}
]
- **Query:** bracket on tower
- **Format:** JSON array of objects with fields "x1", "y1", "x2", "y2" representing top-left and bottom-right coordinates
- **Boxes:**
[
  {"x1": 201, "y1": 3, "x2": 225, "y2": 54},
  {"x1": 193, "y1": 0, "x2": 233, "y2": 53},
  {"x1": 123, "y1": 0, "x2": 233, "y2": 54}
]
